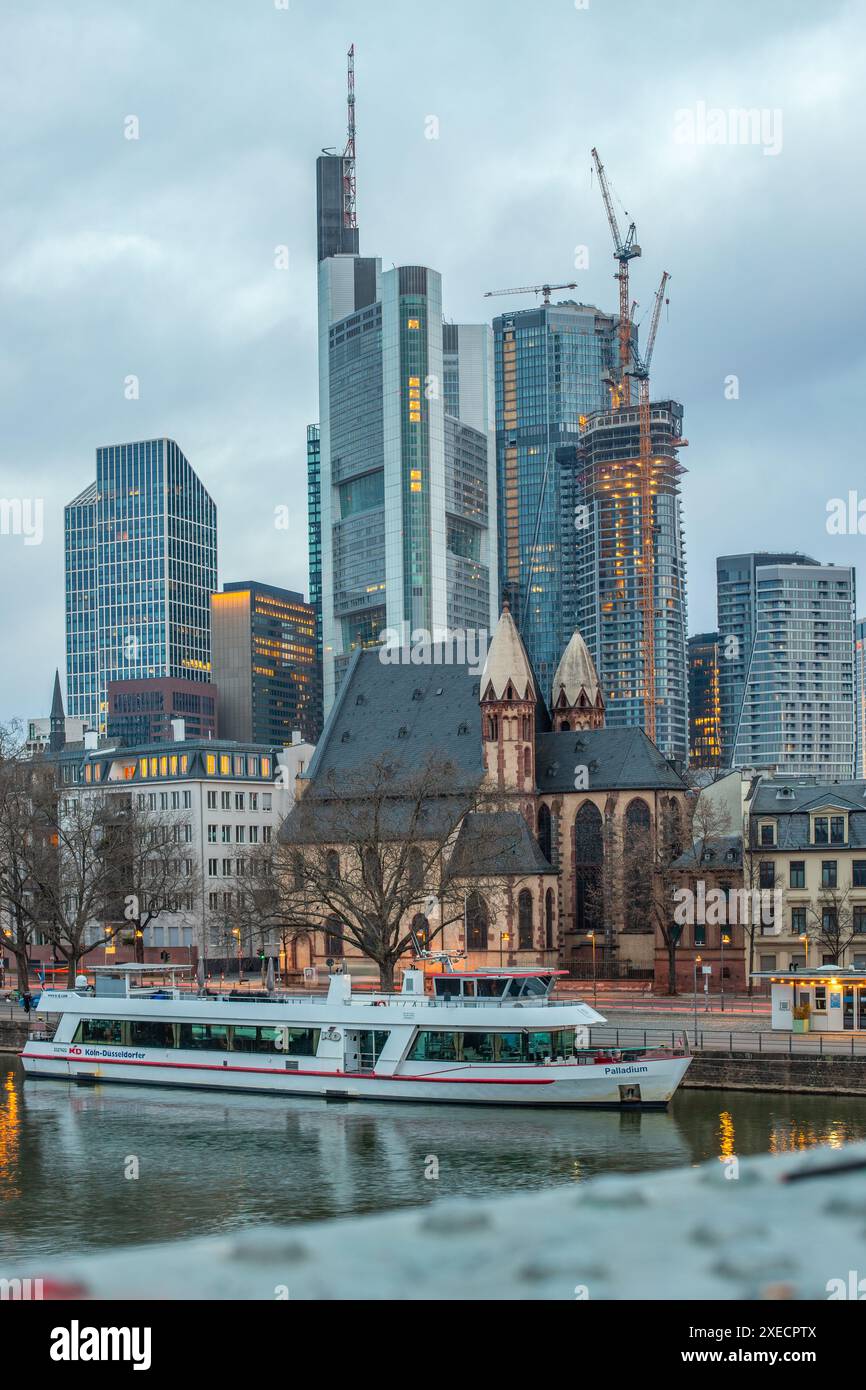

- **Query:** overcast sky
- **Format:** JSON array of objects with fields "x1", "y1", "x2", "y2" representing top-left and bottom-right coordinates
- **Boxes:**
[{"x1": 1, "y1": 0, "x2": 864, "y2": 723}]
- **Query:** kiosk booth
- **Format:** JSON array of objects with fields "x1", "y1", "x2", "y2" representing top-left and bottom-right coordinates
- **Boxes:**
[{"x1": 752, "y1": 966, "x2": 866, "y2": 1032}]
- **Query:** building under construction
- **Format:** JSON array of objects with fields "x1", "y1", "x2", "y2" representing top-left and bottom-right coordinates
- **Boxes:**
[{"x1": 558, "y1": 399, "x2": 689, "y2": 764}]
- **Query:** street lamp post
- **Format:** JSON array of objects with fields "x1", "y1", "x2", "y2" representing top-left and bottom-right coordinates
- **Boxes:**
[
  {"x1": 693, "y1": 954, "x2": 702, "y2": 1042},
  {"x1": 801, "y1": 933, "x2": 809, "y2": 970},
  {"x1": 587, "y1": 931, "x2": 597, "y2": 1006}
]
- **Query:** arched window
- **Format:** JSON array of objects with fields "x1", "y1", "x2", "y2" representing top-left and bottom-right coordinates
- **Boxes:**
[
  {"x1": 411, "y1": 913, "x2": 429, "y2": 951},
  {"x1": 466, "y1": 892, "x2": 489, "y2": 950},
  {"x1": 407, "y1": 847, "x2": 424, "y2": 891},
  {"x1": 363, "y1": 848, "x2": 382, "y2": 892},
  {"x1": 487, "y1": 715, "x2": 498, "y2": 740},
  {"x1": 538, "y1": 803, "x2": 552, "y2": 863},
  {"x1": 574, "y1": 802, "x2": 603, "y2": 935},
  {"x1": 523, "y1": 747, "x2": 532, "y2": 779},
  {"x1": 326, "y1": 850, "x2": 340, "y2": 880},
  {"x1": 518, "y1": 890, "x2": 533, "y2": 950},
  {"x1": 545, "y1": 888, "x2": 554, "y2": 950},
  {"x1": 662, "y1": 797, "x2": 683, "y2": 860},
  {"x1": 624, "y1": 798, "x2": 652, "y2": 931},
  {"x1": 324, "y1": 917, "x2": 344, "y2": 958}
]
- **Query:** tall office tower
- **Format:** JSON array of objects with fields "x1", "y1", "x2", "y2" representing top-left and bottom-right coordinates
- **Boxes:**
[
  {"x1": 492, "y1": 301, "x2": 621, "y2": 697},
  {"x1": 211, "y1": 581, "x2": 318, "y2": 745},
  {"x1": 856, "y1": 618, "x2": 866, "y2": 777},
  {"x1": 557, "y1": 400, "x2": 688, "y2": 763},
  {"x1": 687, "y1": 632, "x2": 722, "y2": 768},
  {"x1": 307, "y1": 424, "x2": 323, "y2": 734},
  {"x1": 318, "y1": 262, "x2": 497, "y2": 711},
  {"x1": 718, "y1": 556, "x2": 856, "y2": 777},
  {"x1": 716, "y1": 552, "x2": 818, "y2": 765},
  {"x1": 65, "y1": 439, "x2": 217, "y2": 734}
]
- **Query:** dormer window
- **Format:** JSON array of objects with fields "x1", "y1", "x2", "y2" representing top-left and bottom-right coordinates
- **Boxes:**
[
  {"x1": 812, "y1": 813, "x2": 847, "y2": 846},
  {"x1": 759, "y1": 820, "x2": 776, "y2": 847}
]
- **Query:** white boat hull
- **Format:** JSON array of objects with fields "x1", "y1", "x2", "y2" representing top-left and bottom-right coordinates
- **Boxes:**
[{"x1": 20, "y1": 1044, "x2": 691, "y2": 1108}]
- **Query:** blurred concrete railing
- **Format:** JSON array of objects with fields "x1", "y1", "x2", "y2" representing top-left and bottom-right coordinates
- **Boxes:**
[{"x1": 8, "y1": 1140, "x2": 866, "y2": 1300}]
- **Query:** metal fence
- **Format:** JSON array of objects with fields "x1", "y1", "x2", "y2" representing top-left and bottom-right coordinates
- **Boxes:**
[{"x1": 589, "y1": 1024, "x2": 866, "y2": 1057}]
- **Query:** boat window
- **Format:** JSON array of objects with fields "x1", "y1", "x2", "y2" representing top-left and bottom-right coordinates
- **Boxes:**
[
  {"x1": 503, "y1": 978, "x2": 524, "y2": 998},
  {"x1": 462, "y1": 980, "x2": 476, "y2": 997},
  {"x1": 475, "y1": 978, "x2": 506, "y2": 998},
  {"x1": 230, "y1": 1026, "x2": 260, "y2": 1053},
  {"x1": 279, "y1": 1027, "x2": 322, "y2": 1057},
  {"x1": 460, "y1": 1032, "x2": 495, "y2": 1062},
  {"x1": 178, "y1": 1023, "x2": 230, "y2": 1051},
  {"x1": 129, "y1": 1020, "x2": 175, "y2": 1048},
  {"x1": 408, "y1": 1028, "x2": 576, "y2": 1063},
  {"x1": 519, "y1": 976, "x2": 552, "y2": 998},
  {"x1": 492, "y1": 1032, "x2": 524, "y2": 1063},
  {"x1": 407, "y1": 1030, "x2": 459, "y2": 1061},
  {"x1": 73, "y1": 1019, "x2": 124, "y2": 1045},
  {"x1": 434, "y1": 979, "x2": 462, "y2": 998}
]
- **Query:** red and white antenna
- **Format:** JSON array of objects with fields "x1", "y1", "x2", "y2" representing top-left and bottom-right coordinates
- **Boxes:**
[{"x1": 342, "y1": 44, "x2": 357, "y2": 231}]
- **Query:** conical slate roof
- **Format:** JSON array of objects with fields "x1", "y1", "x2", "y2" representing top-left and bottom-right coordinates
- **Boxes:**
[
  {"x1": 480, "y1": 604, "x2": 535, "y2": 701},
  {"x1": 551, "y1": 629, "x2": 603, "y2": 710},
  {"x1": 50, "y1": 669, "x2": 65, "y2": 721}
]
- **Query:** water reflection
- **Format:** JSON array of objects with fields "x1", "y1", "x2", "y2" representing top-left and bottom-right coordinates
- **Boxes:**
[{"x1": 2, "y1": 1062, "x2": 866, "y2": 1263}]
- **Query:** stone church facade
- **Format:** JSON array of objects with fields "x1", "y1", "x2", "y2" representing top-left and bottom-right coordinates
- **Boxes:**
[{"x1": 282, "y1": 606, "x2": 688, "y2": 977}]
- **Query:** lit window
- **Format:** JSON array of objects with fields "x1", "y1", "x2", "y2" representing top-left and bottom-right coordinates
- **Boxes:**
[
  {"x1": 219, "y1": 755, "x2": 230, "y2": 776},
  {"x1": 407, "y1": 318, "x2": 420, "y2": 330},
  {"x1": 206, "y1": 754, "x2": 216, "y2": 775},
  {"x1": 140, "y1": 758, "x2": 148, "y2": 779}
]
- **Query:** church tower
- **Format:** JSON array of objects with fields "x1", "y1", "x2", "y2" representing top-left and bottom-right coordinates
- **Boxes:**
[
  {"x1": 551, "y1": 630, "x2": 605, "y2": 732},
  {"x1": 48, "y1": 669, "x2": 66, "y2": 754},
  {"x1": 479, "y1": 603, "x2": 536, "y2": 793}
]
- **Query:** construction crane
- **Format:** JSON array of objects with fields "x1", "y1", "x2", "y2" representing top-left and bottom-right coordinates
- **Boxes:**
[
  {"x1": 632, "y1": 272, "x2": 670, "y2": 745},
  {"x1": 484, "y1": 282, "x2": 578, "y2": 305},
  {"x1": 342, "y1": 44, "x2": 357, "y2": 233},
  {"x1": 591, "y1": 148, "x2": 641, "y2": 410}
]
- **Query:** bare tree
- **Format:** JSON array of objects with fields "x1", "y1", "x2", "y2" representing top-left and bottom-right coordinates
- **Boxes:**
[
  {"x1": 0, "y1": 723, "x2": 37, "y2": 991},
  {"x1": 617, "y1": 796, "x2": 694, "y2": 996},
  {"x1": 12, "y1": 782, "x2": 200, "y2": 985},
  {"x1": 805, "y1": 882, "x2": 857, "y2": 965},
  {"x1": 107, "y1": 804, "x2": 201, "y2": 962},
  {"x1": 234, "y1": 755, "x2": 521, "y2": 989}
]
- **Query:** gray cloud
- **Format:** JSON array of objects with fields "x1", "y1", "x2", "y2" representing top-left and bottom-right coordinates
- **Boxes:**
[{"x1": 1, "y1": 0, "x2": 863, "y2": 721}]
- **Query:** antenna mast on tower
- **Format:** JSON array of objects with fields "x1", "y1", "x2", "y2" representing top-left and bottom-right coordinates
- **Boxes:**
[{"x1": 343, "y1": 44, "x2": 357, "y2": 232}]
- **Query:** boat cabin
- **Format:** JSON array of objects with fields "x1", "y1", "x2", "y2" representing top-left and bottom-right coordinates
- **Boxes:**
[
  {"x1": 81, "y1": 964, "x2": 190, "y2": 1001},
  {"x1": 401, "y1": 967, "x2": 567, "y2": 1003}
]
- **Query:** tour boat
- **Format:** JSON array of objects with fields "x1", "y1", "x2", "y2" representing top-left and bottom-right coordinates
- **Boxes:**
[{"x1": 20, "y1": 961, "x2": 692, "y2": 1109}]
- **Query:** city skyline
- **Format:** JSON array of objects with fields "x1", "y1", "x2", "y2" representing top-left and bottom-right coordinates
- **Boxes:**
[{"x1": 1, "y1": 0, "x2": 864, "y2": 724}]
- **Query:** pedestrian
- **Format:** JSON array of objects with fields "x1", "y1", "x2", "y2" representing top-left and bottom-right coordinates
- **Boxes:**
[{"x1": 21, "y1": 991, "x2": 32, "y2": 1015}]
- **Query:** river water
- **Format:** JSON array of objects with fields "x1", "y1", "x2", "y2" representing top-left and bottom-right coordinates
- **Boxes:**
[{"x1": 2, "y1": 1058, "x2": 865, "y2": 1263}]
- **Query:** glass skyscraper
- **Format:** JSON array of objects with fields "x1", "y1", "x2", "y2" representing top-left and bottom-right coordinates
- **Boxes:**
[
  {"x1": 317, "y1": 257, "x2": 497, "y2": 713},
  {"x1": 557, "y1": 400, "x2": 689, "y2": 763},
  {"x1": 717, "y1": 554, "x2": 856, "y2": 777},
  {"x1": 716, "y1": 552, "x2": 817, "y2": 765},
  {"x1": 307, "y1": 423, "x2": 323, "y2": 733},
  {"x1": 492, "y1": 301, "x2": 620, "y2": 698},
  {"x1": 856, "y1": 616, "x2": 866, "y2": 777},
  {"x1": 64, "y1": 439, "x2": 217, "y2": 733}
]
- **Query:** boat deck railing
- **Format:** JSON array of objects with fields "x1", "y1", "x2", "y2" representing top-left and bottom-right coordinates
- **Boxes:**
[{"x1": 198, "y1": 992, "x2": 585, "y2": 1010}]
